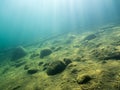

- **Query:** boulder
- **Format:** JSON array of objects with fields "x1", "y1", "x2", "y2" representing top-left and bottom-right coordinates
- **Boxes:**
[
  {"x1": 11, "y1": 46, "x2": 27, "y2": 61},
  {"x1": 40, "y1": 49, "x2": 52, "y2": 58},
  {"x1": 46, "y1": 60, "x2": 66, "y2": 75}
]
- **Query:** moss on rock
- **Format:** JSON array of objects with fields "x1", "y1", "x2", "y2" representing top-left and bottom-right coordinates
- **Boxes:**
[{"x1": 46, "y1": 60, "x2": 66, "y2": 75}]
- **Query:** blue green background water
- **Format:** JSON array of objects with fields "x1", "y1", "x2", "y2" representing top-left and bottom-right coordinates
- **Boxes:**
[{"x1": 0, "y1": 0, "x2": 120, "y2": 51}]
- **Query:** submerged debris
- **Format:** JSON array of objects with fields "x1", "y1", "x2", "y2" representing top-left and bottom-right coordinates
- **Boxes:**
[
  {"x1": 11, "y1": 46, "x2": 27, "y2": 61},
  {"x1": 46, "y1": 60, "x2": 66, "y2": 75},
  {"x1": 40, "y1": 49, "x2": 52, "y2": 58}
]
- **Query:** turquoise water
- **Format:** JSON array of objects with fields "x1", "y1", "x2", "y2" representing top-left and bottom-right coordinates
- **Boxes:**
[{"x1": 0, "y1": 0, "x2": 120, "y2": 51}]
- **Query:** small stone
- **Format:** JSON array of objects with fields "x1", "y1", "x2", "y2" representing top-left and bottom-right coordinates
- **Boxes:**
[
  {"x1": 101, "y1": 60, "x2": 107, "y2": 64},
  {"x1": 77, "y1": 74, "x2": 92, "y2": 84},
  {"x1": 46, "y1": 60, "x2": 66, "y2": 75},
  {"x1": 40, "y1": 49, "x2": 52, "y2": 58},
  {"x1": 27, "y1": 69, "x2": 38, "y2": 74},
  {"x1": 24, "y1": 65, "x2": 30, "y2": 70},
  {"x1": 43, "y1": 67, "x2": 47, "y2": 71},
  {"x1": 38, "y1": 62, "x2": 44, "y2": 66},
  {"x1": 71, "y1": 69, "x2": 79, "y2": 74},
  {"x1": 63, "y1": 58, "x2": 72, "y2": 65}
]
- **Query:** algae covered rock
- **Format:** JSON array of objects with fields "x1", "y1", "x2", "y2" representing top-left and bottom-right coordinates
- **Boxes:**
[
  {"x1": 63, "y1": 58, "x2": 72, "y2": 65},
  {"x1": 40, "y1": 49, "x2": 52, "y2": 58},
  {"x1": 11, "y1": 46, "x2": 27, "y2": 61},
  {"x1": 77, "y1": 74, "x2": 92, "y2": 84},
  {"x1": 46, "y1": 60, "x2": 66, "y2": 75}
]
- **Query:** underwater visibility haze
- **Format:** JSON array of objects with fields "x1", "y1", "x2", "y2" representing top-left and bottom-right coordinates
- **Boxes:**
[
  {"x1": 0, "y1": 0, "x2": 120, "y2": 90},
  {"x1": 0, "y1": 0, "x2": 120, "y2": 50}
]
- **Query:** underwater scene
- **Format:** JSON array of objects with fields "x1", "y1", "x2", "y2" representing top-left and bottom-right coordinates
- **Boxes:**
[{"x1": 0, "y1": 0, "x2": 120, "y2": 90}]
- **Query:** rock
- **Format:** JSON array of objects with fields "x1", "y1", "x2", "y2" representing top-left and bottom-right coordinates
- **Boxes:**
[
  {"x1": 46, "y1": 60, "x2": 66, "y2": 75},
  {"x1": 63, "y1": 58, "x2": 72, "y2": 65},
  {"x1": 42, "y1": 63, "x2": 49, "y2": 71},
  {"x1": 40, "y1": 49, "x2": 52, "y2": 58},
  {"x1": 11, "y1": 46, "x2": 27, "y2": 61},
  {"x1": 24, "y1": 65, "x2": 30, "y2": 70},
  {"x1": 77, "y1": 74, "x2": 92, "y2": 84},
  {"x1": 38, "y1": 62, "x2": 44, "y2": 66},
  {"x1": 27, "y1": 69, "x2": 38, "y2": 74},
  {"x1": 83, "y1": 34, "x2": 96, "y2": 41},
  {"x1": 71, "y1": 68, "x2": 79, "y2": 74}
]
